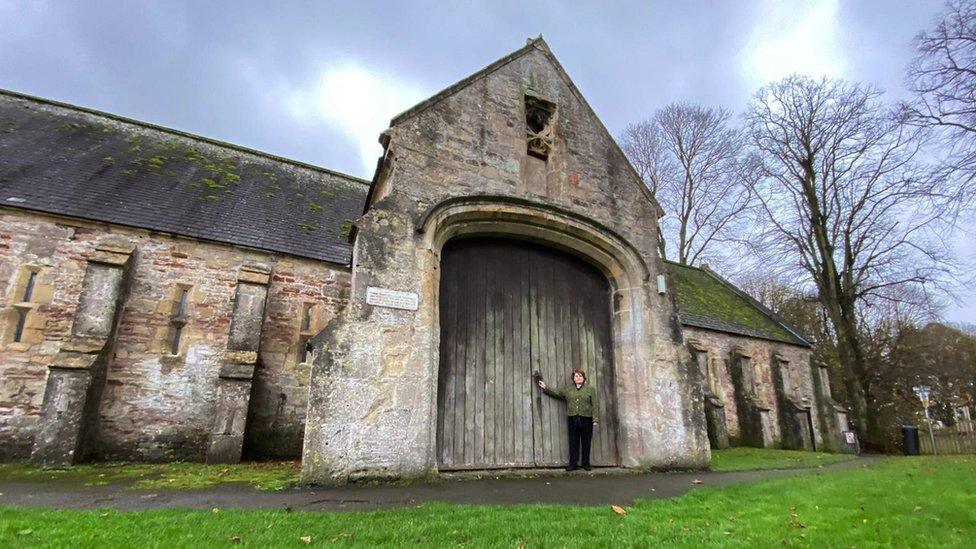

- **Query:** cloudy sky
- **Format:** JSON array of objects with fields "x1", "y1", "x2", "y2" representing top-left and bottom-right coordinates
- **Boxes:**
[{"x1": 2, "y1": 0, "x2": 971, "y2": 322}]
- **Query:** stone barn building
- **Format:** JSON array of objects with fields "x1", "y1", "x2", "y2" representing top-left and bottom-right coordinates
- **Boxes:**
[{"x1": 0, "y1": 39, "x2": 844, "y2": 483}]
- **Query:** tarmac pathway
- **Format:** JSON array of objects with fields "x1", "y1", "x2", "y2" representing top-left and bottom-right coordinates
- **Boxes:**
[{"x1": 0, "y1": 457, "x2": 877, "y2": 512}]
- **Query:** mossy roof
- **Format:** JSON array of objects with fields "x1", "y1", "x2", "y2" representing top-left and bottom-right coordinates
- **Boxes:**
[
  {"x1": 0, "y1": 90, "x2": 368, "y2": 264},
  {"x1": 666, "y1": 261, "x2": 810, "y2": 347}
]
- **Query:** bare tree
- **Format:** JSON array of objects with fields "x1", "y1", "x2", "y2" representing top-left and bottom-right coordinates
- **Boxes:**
[
  {"x1": 904, "y1": 0, "x2": 976, "y2": 203},
  {"x1": 620, "y1": 104, "x2": 752, "y2": 265},
  {"x1": 745, "y1": 75, "x2": 955, "y2": 447}
]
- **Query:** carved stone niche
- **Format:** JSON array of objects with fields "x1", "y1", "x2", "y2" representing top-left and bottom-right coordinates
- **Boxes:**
[{"x1": 524, "y1": 92, "x2": 556, "y2": 160}]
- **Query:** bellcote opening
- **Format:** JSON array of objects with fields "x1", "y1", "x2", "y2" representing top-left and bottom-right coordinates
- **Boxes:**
[{"x1": 525, "y1": 95, "x2": 555, "y2": 160}]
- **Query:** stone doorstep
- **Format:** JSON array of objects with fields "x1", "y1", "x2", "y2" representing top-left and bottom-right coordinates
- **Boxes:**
[{"x1": 438, "y1": 466, "x2": 647, "y2": 481}]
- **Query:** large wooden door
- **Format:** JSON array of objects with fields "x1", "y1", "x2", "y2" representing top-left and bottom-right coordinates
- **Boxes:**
[{"x1": 437, "y1": 237, "x2": 618, "y2": 469}]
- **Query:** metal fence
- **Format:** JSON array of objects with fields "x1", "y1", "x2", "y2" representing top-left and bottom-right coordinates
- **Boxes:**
[{"x1": 919, "y1": 420, "x2": 976, "y2": 454}]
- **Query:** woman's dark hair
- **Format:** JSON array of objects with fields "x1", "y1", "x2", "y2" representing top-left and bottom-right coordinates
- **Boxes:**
[{"x1": 572, "y1": 368, "x2": 586, "y2": 381}]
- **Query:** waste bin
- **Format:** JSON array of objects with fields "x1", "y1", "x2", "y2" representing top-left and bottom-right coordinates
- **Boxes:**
[{"x1": 902, "y1": 425, "x2": 920, "y2": 455}]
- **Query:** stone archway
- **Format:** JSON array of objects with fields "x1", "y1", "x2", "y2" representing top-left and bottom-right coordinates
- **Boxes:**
[
  {"x1": 302, "y1": 195, "x2": 710, "y2": 485},
  {"x1": 420, "y1": 196, "x2": 661, "y2": 470}
]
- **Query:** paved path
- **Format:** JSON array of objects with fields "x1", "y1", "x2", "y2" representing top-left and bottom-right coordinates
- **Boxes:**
[{"x1": 0, "y1": 457, "x2": 877, "y2": 512}]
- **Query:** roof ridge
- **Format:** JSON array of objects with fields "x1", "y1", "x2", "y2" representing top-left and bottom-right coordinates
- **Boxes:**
[
  {"x1": 696, "y1": 264, "x2": 813, "y2": 347},
  {"x1": 389, "y1": 36, "x2": 545, "y2": 126},
  {"x1": 0, "y1": 88, "x2": 371, "y2": 187}
]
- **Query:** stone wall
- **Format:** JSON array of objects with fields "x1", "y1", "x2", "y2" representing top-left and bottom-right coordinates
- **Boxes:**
[
  {"x1": 681, "y1": 326, "x2": 822, "y2": 450},
  {"x1": 0, "y1": 208, "x2": 349, "y2": 461}
]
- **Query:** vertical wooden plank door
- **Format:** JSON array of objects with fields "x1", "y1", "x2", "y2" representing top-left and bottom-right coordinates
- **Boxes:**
[{"x1": 437, "y1": 237, "x2": 619, "y2": 470}]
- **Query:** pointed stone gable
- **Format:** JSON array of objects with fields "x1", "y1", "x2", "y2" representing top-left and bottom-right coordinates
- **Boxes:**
[{"x1": 377, "y1": 39, "x2": 663, "y2": 230}]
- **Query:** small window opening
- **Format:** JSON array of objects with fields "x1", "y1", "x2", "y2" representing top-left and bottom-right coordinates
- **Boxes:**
[
  {"x1": 169, "y1": 287, "x2": 190, "y2": 355},
  {"x1": 12, "y1": 310, "x2": 28, "y2": 343},
  {"x1": 22, "y1": 272, "x2": 37, "y2": 302},
  {"x1": 525, "y1": 95, "x2": 555, "y2": 160},
  {"x1": 13, "y1": 271, "x2": 38, "y2": 343},
  {"x1": 298, "y1": 303, "x2": 315, "y2": 363},
  {"x1": 300, "y1": 338, "x2": 313, "y2": 364},
  {"x1": 170, "y1": 326, "x2": 183, "y2": 355}
]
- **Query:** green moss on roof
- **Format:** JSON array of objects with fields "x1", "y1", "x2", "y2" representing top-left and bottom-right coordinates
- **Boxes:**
[{"x1": 666, "y1": 261, "x2": 807, "y2": 346}]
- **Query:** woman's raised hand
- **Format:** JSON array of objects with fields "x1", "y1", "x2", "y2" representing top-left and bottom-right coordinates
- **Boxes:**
[{"x1": 537, "y1": 380, "x2": 547, "y2": 389}]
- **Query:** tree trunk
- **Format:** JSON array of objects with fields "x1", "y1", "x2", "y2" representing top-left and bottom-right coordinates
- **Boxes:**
[{"x1": 826, "y1": 298, "x2": 884, "y2": 448}]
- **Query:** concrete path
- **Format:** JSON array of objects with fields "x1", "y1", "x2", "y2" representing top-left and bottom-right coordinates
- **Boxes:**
[{"x1": 0, "y1": 457, "x2": 877, "y2": 512}]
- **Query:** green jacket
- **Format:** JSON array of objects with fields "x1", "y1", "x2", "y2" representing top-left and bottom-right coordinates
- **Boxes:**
[{"x1": 543, "y1": 382, "x2": 599, "y2": 422}]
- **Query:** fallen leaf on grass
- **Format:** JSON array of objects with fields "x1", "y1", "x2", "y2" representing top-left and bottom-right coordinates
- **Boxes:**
[
  {"x1": 17, "y1": 529, "x2": 33, "y2": 536},
  {"x1": 212, "y1": 507, "x2": 220, "y2": 514},
  {"x1": 692, "y1": 478, "x2": 703, "y2": 485},
  {"x1": 300, "y1": 535, "x2": 312, "y2": 544},
  {"x1": 611, "y1": 505, "x2": 627, "y2": 515},
  {"x1": 914, "y1": 506, "x2": 923, "y2": 512},
  {"x1": 229, "y1": 535, "x2": 241, "y2": 543}
]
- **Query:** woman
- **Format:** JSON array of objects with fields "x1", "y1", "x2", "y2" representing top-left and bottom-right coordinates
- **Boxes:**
[{"x1": 537, "y1": 369, "x2": 599, "y2": 471}]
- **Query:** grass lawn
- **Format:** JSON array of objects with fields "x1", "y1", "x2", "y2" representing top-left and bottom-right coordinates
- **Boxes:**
[
  {"x1": 710, "y1": 447, "x2": 856, "y2": 472},
  {"x1": 1, "y1": 456, "x2": 973, "y2": 547},
  {"x1": 0, "y1": 460, "x2": 300, "y2": 491},
  {"x1": 0, "y1": 448, "x2": 846, "y2": 493}
]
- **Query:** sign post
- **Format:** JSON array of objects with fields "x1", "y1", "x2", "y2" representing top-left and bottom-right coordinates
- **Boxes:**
[{"x1": 913, "y1": 385, "x2": 937, "y2": 455}]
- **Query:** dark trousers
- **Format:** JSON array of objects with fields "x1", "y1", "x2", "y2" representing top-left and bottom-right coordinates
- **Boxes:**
[{"x1": 567, "y1": 415, "x2": 594, "y2": 466}]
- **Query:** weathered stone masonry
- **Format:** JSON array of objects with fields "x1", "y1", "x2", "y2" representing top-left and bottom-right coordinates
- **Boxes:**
[
  {"x1": 0, "y1": 210, "x2": 352, "y2": 463},
  {"x1": 667, "y1": 259, "x2": 843, "y2": 452}
]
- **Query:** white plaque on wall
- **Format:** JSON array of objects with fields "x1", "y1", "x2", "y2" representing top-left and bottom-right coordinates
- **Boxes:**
[{"x1": 366, "y1": 286, "x2": 419, "y2": 311}]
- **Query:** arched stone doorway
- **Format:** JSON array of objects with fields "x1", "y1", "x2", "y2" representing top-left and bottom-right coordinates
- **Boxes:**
[{"x1": 437, "y1": 236, "x2": 619, "y2": 469}]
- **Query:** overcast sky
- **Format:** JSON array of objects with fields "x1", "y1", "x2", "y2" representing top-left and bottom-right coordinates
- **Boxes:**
[{"x1": 2, "y1": 0, "x2": 972, "y2": 322}]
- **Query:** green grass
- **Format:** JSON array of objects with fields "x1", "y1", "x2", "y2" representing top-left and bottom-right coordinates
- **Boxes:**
[
  {"x1": 0, "y1": 461, "x2": 299, "y2": 491},
  {"x1": 0, "y1": 448, "x2": 854, "y2": 491},
  {"x1": 710, "y1": 447, "x2": 856, "y2": 472},
  {"x1": 1, "y1": 457, "x2": 973, "y2": 547}
]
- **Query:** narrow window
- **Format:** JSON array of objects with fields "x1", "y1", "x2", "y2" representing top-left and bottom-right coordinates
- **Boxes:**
[
  {"x1": 170, "y1": 287, "x2": 189, "y2": 355},
  {"x1": 298, "y1": 303, "x2": 315, "y2": 364},
  {"x1": 22, "y1": 271, "x2": 37, "y2": 302},
  {"x1": 525, "y1": 95, "x2": 555, "y2": 160},
  {"x1": 13, "y1": 271, "x2": 38, "y2": 343},
  {"x1": 12, "y1": 310, "x2": 28, "y2": 343},
  {"x1": 300, "y1": 338, "x2": 313, "y2": 364}
]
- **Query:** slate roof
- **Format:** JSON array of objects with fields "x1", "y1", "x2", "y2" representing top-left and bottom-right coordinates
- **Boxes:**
[
  {"x1": 666, "y1": 260, "x2": 811, "y2": 347},
  {"x1": 0, "y1": 90, "x2": 369, "y2": 265}
]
